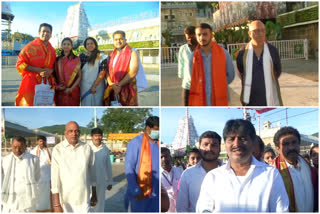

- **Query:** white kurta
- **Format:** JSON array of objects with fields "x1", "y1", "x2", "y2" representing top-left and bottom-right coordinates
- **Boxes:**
[
  {"x1": 30, "y1": 146, "x2": 52, "y2": 211},
  {"x1": 286, "y1": 156, "x2": 314, "y2": 212},
  {"x1": 196, "y1": 157, "x2": 289, "y2": 212},
  {"x1": 1, "y1": 152, "x2": 40, "y2": 213},
  {"x1": 51, "y1": 140, "x2": 95, "y2": 212},
  {"x1": 161, "y1": 166, "x2": 183, "y2": 212},
  {"x1": 89, "y1": 142, "x2": 113, "y2": 212}
]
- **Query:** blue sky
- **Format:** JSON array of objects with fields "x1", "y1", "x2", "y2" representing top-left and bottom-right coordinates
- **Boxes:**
[
  {"x1": 7, "y1": 1, "x2": 159, "y2": 37},
  {"x1": 3, "y1": 107, "x2": 159, "y2": 129},
  {"x1": 160, "y1": 107, "x2": 319, "y2": 145}
]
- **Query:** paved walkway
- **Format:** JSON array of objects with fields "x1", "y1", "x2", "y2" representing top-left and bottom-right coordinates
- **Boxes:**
[
  {"x1": 105, "y1": 162, "x2": 127, "y2": 212},
  {"x1": 1, "y1": 65, "x2": 159, "y2": 106},
  {"x1": 161, "y1": 59, "x2": 318, "y2": 106}
]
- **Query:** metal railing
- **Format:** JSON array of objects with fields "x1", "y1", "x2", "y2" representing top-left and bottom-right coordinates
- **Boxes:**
[
  {"x1": 161, "y1": 47, "x2": 180, "y2": 67},
  {"x1": 160, "y1": 39, "x2": 309, "y2": 66},
  {"x1": 227, "y1": 39, "x2": 308, "y2": 60},
  {"x1": 2, "y1": 56, "x2": 18, "y2": 66},
  {"x1": 2, "y1": 48, "x2": 160, "y2": 66}
]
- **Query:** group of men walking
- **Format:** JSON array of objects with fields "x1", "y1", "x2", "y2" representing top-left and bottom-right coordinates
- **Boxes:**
[
  {"x1": 1, "y1": 116, "x2": 160, "y2": 213},
  {"x1": 161, "y1": 119, "x2": 318, "y2": 212},
  {"x1": 178, "y1": 21, "x2": 283, "y2": 106},
  {"x1": 1, "y1": 123, "x2": 113, "y2": 212}
]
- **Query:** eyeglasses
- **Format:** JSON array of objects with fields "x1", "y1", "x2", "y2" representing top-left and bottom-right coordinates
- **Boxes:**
[{"x1": 251, "y1": 29, "x2": 265, "y2": 34}]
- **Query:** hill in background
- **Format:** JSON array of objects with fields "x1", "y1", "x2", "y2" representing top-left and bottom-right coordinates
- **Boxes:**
[{"x1": 38, "y1": 124, "x2": 91, "y2": 135}]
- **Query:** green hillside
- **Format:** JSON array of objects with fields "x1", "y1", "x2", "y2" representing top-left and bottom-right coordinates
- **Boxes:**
[{"x1": 38, "y1": 124, "x2": 91, "y2": 135}]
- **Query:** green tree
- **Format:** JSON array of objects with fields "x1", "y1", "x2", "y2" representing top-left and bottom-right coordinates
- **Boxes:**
[
  {"x1": 211, "y1": 2, "x2": 219, "y2": 10},
  {"x1": 93, "y1": 108, "x2": 153, "y2": 134},
  {"x1": 162, "y1": 30, "x2": 173, "y2": 46},
  {"x1": 266, "y1": 21, "x2": 283, "y2": 40}
]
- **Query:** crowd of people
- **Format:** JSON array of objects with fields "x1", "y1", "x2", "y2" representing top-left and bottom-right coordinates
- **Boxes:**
[
  {"x1": 161, "y1": 119, "x2": 318, "y2": 212},
  {"x1": 1, "y1": 116, "x2": 160, "y2": 213},
  {"x1": 15, "y1": 23, "x2": 143, "y2": 106},
  {"x1": 178, "y1": 20, "x2": 282, "y2": 106}
]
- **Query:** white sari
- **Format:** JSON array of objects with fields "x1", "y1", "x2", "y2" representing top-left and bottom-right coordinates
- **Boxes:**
[{"x1": 80, "y1": 54, "x2": 107, "y2": 106}]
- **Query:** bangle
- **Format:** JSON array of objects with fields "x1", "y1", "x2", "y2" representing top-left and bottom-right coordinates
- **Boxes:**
[{"x1": 53, "y1": 204, "x2": 61, "y2": 207}]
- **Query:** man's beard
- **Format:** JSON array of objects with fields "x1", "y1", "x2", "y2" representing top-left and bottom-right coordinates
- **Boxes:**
[
  {"x1": 116, "y1": 45, "x2": 126, "y2": 52},
  {"x1": 200, "y1": 151, "x2": 218, "y2": 162}
]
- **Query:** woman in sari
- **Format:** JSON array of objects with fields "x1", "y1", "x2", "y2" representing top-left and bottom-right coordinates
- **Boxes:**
[
  {"x1": 55, "y1": 37, "x2": 81, "y2": 106},
  {"x1": 79, "y1": 37, "x2": 108, "y2": 106}
]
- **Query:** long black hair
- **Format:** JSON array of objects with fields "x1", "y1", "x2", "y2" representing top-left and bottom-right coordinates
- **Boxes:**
[
  {"x1": 83, "y1": 37, "x2": 100, "y2": 65},
  {"x1": 57, "y1": 37, "x2": 77, "y2": 61}
]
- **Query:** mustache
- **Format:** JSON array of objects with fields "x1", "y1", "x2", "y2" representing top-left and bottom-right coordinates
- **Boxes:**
[
  {"x1": 231, "y1": 146, "x2": 247, "y2": 152},
  {"x1": 287, "y1": 150, "x2": 298, "y2": 155},
  {"x1": 203, "y1": 151, "x2": 215, "y2": 156}
]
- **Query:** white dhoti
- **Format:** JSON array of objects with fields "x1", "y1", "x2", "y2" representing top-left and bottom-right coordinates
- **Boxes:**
[
  {"x1": 31, "y1": 146, "x2": 52, "y2": 211},
  {"x1": 62, "y1": 203, "x2": 92, "y2": 213},
  {"x1": 89, "y1": 142, "x2": 113, "y2": 212},
  {"x1": 37, "y1": 181, "x2": 51, "y2": 211},
  {"x1": 2, "y1": 204, "x2": 37, "y2": 213},
  {"x1": 93, "y1": 185, "x2": 106, "y2": 212}
]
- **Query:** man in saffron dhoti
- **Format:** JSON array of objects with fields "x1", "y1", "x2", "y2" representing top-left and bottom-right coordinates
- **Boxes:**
[
  {"x1": 125, "y1": 116, "x2": 159, "y2": 212},
  {"x1": 30, "y1": 136, "x2": 52, "y2": 212},
  {"x1": 51, "y1": 121, "x2": 97, "y2": 212},
  {"x1": 236, "y1": 20, "x2": 283, "y2": 106},
  {"x1": 89, "y1": 128, "x2": 113, "y2": 212},
  {"x1": 189, "y1": 23, "x2": 235, "y2": 106},
  {"x1": 1, "y1": 136, "x2": 40, "y2": 212},
  {"x1": 104, "y1": 30, "x2": 139, "y2": 106},
  {"x1": 15, "y1": 23, "x2": 56, "y2": 106}
]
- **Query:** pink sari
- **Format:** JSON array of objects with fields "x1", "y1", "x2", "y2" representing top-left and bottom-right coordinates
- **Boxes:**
[{"x1": 55, "y1": 56, "x2": 81, "y2": 106}]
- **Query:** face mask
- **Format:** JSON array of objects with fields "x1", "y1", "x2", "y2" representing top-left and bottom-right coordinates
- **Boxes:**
[{"x1": 149, "y1": 130, "x2": 159, "y2": 140}]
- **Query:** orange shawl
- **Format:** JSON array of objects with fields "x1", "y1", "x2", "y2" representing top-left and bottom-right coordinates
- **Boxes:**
[
  {"x1": 189, "y1": 42, "x2": 227, "y2": 106},
  {"x1": 272, "y1": 155, "x2": 296, "y2": 212},
  {"x1": 137, "y1": 133, "x2": 153, "y2": 196},
  {"x1": 104, "y1": 45, "x2": 138, "y2": 106},
  {"x1": 15, "y1": 38, "x2": 56, "y2": 106},
  {"x1": 273, "y1": 155, "x2": 318, "y2": 212}
]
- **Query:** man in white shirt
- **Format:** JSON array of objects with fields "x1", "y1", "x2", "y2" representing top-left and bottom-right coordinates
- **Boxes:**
[
  {"x1": 196, "y1": 119, "x2": 289, "y2": 212},
  {"x1": 161, "y1": 147, "x2": 183, "y2": 212},
  {"x1": 89, "y1": 127, "x2": 113, "y2": 212},
  {"x1": 272, "y1": 126, "x2": 318, "y2": 212},
  {"x1": 177, "y1": 131, "x2": 223, "y2": 212},
  {"x1": 51, "y1": 121, "x2": 96, "y2": 212},
  {"x1": 1, "y1": 136, "x2": 40, "y2": 212},
  {"x1": 30, "y1": 135, "x2": 52, "y2": 211}
]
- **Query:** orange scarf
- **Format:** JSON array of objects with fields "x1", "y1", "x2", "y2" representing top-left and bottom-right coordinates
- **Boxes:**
[
  {"x1": 189, "y1": 42, "x2": 227, "y2": 106},
  {"x1": 137, "y1": 133, "x2": 155, "y2": 196},
  {"x1": 104, "y1": 45, "x2": 138, "y2": 106},
  {"x1": 273, "y1": 155, "x2": 318, "y2": 212},
  {"x1": 272, "y1": 155, "x2": 297, "y2": 212},
  {"x1": 36, "y1": 146, "x2": 52, "y2": 165}
]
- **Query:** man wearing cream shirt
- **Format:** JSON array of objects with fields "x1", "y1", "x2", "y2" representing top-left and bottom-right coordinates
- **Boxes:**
[{"x1": 51, "y1": 121, "x2": 96, "y2": 212}]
